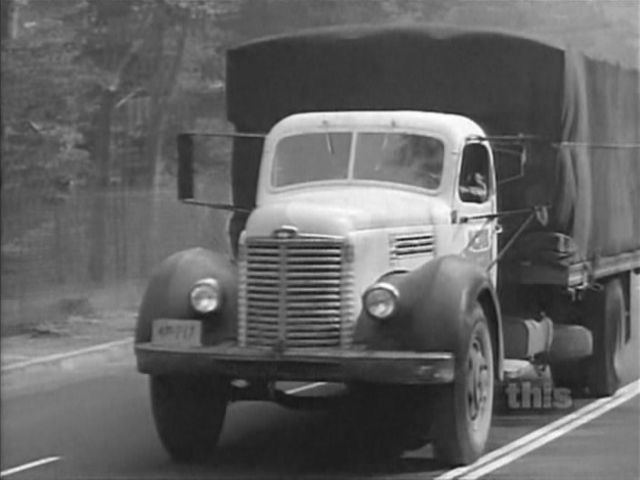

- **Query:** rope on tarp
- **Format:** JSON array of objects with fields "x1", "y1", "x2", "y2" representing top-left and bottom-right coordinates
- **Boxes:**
[
  {"x1": 470, "y1": 135, "x2": 640, "y2": 150},
  {"x1": 552, "y1": 142, "x2": 640, "y2": 149}
]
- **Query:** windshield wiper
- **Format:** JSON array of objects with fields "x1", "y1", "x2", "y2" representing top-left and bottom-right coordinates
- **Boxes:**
[{"x1": 325, "y1": 132, "x2": 335, "y2": 155}]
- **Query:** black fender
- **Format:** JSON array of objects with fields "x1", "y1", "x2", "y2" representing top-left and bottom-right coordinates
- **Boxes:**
[
  {"x1": 354, "y1": 255, "x2": 503, "y2": 381},
  {"x1": 135, "y1": 248, "x2": 238, "y2": 346}
]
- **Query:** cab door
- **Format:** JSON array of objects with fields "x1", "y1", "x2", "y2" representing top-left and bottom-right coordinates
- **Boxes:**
[{"x1": 452, "y1": 141, "x2": 498, "y2": 284}]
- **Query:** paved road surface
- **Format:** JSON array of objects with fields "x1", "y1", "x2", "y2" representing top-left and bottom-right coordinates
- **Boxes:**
[{"x1": 1, "y1": 357, "x2": 638, "y2": 479}]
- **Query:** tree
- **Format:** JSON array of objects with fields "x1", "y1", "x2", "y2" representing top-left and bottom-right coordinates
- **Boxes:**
[
  {"x1": 1, "y1": 0, "x2": 18, "y2": 43},
  {"x1": 1, "y1": 0, "x2": 94, "y2": 195},
  {"x1": 78, "y1": 0, "x2": 197, "y2": 281}
]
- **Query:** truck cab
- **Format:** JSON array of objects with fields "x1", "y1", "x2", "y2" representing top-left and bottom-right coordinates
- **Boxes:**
[{"x1": 240, "y1": 110, "x2": 499, "y2": 350}]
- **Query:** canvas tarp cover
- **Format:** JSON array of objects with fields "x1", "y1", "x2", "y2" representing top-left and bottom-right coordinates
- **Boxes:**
[{"x1": 226, "y1": 24, "x2": 640, "y2": 261}]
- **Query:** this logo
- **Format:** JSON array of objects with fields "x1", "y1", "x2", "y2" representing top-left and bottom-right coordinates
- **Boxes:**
[{"x1": 504, "y1": 381, "x2": 572, "y2": 410}]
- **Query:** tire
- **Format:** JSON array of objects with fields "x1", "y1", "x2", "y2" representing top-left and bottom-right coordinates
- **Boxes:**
[
  {"x1": 550, "y1": 325, "x2": 595, "y2": 395},
  {"x1": 586, "y1": 278, "x2": 625, "y2": 397},
  {"x1": 433, "y1": 303, "x2": 494, "y2": 466},
  {"x1": 150, "y1": 375, "x2": 230, "y2": 463}
]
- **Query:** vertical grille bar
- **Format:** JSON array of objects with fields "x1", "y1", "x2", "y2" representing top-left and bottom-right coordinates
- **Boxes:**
[
  {"x1": 277, "y1": 243, "x2": 287, "y2": 348},
  {"x1": 340, "y1": 247, "x2": 356, "y2": 347},
  {"x1": 237, "y1": 243, "x2": 248, "y2": 347}
]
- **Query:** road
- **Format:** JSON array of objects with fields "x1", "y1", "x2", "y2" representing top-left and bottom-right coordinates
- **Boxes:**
[{"x1": 1, "y1": 358, "x2": 639, "y2": 480}]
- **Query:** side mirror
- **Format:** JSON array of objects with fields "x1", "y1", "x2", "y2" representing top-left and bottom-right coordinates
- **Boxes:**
[{"x1": 177, "y1": 133, "x2": 194, "y2": 201}]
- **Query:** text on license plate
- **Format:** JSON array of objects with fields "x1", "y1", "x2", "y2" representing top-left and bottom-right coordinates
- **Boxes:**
[{"x1": 152, "y1": 319, "x2": 202, "y2": 347}]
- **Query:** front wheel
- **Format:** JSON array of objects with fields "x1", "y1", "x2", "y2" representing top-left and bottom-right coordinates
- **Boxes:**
[
  {"x1": 150, "y1": 375, "x2": 230, "y2": 463},
  {"x1": 433, "y1": 304, "x2": 494, "y2": 466}
]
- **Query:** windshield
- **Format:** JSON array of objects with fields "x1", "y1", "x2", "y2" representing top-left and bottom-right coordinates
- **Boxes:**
[
  {"x1": 271, "y1": 132, "x2": 444, "y2": 190},
  {"x1": 272, "y1": 132, "x2": 351, "y2": 187},
  {"x1": 353, "y1": 133, "x2": 444, "y2": 189}
]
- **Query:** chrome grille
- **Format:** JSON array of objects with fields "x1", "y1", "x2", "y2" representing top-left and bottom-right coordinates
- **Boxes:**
[{"x1": 238, "y1": 236, "x2": 355, "y2": 349}]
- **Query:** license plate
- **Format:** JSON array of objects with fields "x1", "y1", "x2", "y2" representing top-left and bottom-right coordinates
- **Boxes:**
[{"x1": 152, "y1": 319, "x2": 202, "y2": 347}]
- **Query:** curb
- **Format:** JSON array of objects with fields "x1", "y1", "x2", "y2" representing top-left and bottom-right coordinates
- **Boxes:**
[{"x1": 1, "y1": 338, "x2": 134, "y2": 381}]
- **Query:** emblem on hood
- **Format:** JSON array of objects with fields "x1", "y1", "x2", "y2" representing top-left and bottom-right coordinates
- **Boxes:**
[{"x1": 273, "y1": 225, "x2": 299, "y2": 239}]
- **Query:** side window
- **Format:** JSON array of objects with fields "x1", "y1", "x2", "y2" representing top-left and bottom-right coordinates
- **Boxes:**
[{"x1": 459, "y1": 143, "x2": 491, "y2": 203}]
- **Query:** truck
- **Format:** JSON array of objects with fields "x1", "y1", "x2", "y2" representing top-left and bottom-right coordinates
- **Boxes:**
[{"x1": 134, "y1": 25, "x2": 640, "y2": 466}]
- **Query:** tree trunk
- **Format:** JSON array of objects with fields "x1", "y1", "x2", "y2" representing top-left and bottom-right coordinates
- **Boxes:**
[
  {"x1": 86, "y1": 6, "x2": 157, "y2": 284},
  {"x1": 88, "y1": 89, "x2": 115, "y2": 283},
  {"x1": 1, "y1": 0, "x2": 17, "y2": 43},
  {"x1": 138, "y1": 18, "x2": 189, "y2": 276}
]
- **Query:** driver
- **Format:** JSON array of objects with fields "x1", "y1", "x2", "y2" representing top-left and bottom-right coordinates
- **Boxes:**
[{"x1": 374, "y1": 134, "x2": 444, "y2": 189}]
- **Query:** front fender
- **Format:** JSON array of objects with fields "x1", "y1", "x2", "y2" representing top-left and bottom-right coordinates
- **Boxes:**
[
  {"x1": 354, "y1": 255, "x2": 503, "y2": 379},
  {"x1": 135, "y1": 248, "x2": 238, "y2": 346}
]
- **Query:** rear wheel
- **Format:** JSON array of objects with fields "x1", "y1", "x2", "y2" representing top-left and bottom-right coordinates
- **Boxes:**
[
  {"x1": 150, "y1": 375, "x2": 230, "y2": 463},
  {"x1": 586, "y1": 278, "x2": 625, "y2": 396},
  {"x1": 433, "y1": 303, "x2": 494, "y2": 466},
  {"x1": 550, "y1": 324, "x2": 595, "y2": 394}
]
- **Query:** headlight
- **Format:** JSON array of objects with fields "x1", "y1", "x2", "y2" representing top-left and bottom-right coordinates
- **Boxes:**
[
  {"x1": 363, "y1": 282, "x2": 399, "y2": 320},
  {"x1": 189, "y1": 278, "x2": 222, "y2": 314}
]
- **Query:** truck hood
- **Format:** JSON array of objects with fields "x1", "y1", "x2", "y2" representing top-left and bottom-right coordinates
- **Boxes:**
[{"x1": 246, "y1": 187, "x2": 451, "y2": 237}]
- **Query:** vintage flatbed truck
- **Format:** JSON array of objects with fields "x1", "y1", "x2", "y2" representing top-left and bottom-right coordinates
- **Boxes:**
[{"x1": 134, "y1": 25, "x2": 640, "y2": 466}]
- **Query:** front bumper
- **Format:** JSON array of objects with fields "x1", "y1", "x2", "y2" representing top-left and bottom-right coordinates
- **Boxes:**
[{"x1": 135, "y1": 342, "x2": 455, "y2": 385}]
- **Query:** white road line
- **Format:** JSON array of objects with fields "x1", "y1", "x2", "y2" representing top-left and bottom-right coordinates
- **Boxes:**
[
  {"x1": 1, "y1": 338, "x2": 133, "y2": 372},
  {"x1": 437, "y1": 379, "x2": 640, "y2": 480},
  {"x1": 464, "y1": 386, "x2": 640, "y2": 479},
  {"x1": 436, "y1": 395, "x2": 610, "y2": 480},
  {"x1": 285, "y1": 382, "x2": 328, "y2": 395},
  {"x1": 0, "y1": 456, "x2": 61, "y2": 477}
]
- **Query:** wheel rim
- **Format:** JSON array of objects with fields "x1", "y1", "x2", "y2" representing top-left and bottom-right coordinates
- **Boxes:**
[{"x1": 466, "y1": 333, "x2": 491, "y2": 429}]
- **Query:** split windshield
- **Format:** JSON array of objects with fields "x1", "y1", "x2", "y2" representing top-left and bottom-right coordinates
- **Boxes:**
[{"x1": 272, "y1": 132, "x2": 444, "y2": 190}]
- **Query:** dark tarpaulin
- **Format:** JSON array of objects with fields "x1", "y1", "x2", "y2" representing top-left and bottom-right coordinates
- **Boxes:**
[{"x1": 225, "y1": 24, "x2": 640, "y2": 261}]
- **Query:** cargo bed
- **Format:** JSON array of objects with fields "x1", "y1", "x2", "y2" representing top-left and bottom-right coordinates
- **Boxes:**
[{"x1": 506, "y1": 250, "x2": 640, "y2": 287}]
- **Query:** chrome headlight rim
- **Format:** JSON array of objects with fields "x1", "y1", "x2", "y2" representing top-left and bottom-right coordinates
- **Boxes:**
[
  {"x1": 189, "y1": 277, "x2": 222, "y2": 314},
  {"x1": 363, "y1": 282, "x2": 400, "y2": 320}
]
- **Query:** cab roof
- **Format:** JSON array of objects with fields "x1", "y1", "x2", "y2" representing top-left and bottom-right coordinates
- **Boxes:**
[{"x1": 268, "y1": 111, "x2": 485, "y2": 141}]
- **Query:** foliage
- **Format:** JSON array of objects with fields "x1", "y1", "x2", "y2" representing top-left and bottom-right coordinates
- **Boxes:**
[
  {"x1": 2, "y1": 0, "x2": 90, "y2": 190},
  {"x1": 2, "y1": 0, "x2": 210, "y2": 192}
]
